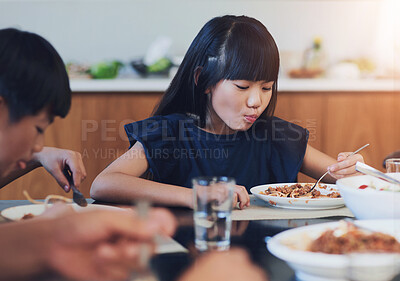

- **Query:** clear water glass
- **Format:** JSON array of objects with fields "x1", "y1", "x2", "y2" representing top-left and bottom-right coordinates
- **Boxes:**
[
  {"x1": 192, "y1": 176, "x2": 235, "y2": 251},
  {"x1": 386, "y1": 158, "x2": 400, "y2": 173}
]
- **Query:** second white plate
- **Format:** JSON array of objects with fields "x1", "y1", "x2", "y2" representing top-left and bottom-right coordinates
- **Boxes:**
[{"x1": 1, "y1": 203, "x2": 123, "y2": 221}]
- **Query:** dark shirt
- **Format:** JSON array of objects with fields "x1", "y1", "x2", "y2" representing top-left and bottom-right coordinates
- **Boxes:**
[{"x1": 124, "y1": 114, "x2": 309, "y2": 192}]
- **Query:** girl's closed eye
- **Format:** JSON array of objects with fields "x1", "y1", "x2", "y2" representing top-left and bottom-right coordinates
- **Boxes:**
[{"x1": 235, "y1": 84, "x2": 249, "y2": 90}]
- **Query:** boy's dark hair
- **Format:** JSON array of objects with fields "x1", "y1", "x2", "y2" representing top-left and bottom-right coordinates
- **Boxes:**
[
  {"x1": 0, "y1": 28, "x2": 71, "y2": 122},
  {"x1": 153, "y1": 15, "x2": 280, "y2": 127}
]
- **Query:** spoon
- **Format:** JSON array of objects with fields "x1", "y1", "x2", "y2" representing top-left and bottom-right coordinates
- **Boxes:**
[
  {"x1": 355, "y1": 161, "x2": 400, "y2": 185},
  {"x1": 308, "y1": 143, "x2": 370, "y2": 193}
]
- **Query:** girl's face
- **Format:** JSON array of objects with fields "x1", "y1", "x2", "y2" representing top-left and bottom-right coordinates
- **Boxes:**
[
  {"x1": 205, "y1": 80, "x2": 274, "y2": 134},
  {"x1": 0, "y1": 101, "x2": 50, "y2": 177}
]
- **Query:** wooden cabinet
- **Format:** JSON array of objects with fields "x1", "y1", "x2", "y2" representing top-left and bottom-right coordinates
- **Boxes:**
[
  {"x1": 275, "y1": 91, "x2": 400, "y2": 182},
  {"x1": 1, "y1": 90, "x2": 398, "y2": 199}
]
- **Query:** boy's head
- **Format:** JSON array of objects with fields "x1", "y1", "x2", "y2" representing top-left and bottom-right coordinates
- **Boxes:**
[
  {"x1": 0, "y1": 28, "x2": 71, "y2": 177},
  {"x1": 0, "y1": 28, "x2": 71, "y2": 123}
]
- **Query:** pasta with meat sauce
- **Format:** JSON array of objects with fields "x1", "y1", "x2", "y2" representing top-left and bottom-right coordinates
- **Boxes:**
[
  {"x1": 260, "y1": 183, "x2": 341, "y2": 198},
  {"x1": 309, "y1": 222, "x2": 400, "y2": 254}
]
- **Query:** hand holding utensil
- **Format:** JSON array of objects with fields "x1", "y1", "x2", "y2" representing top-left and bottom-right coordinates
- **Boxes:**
[{"x1": 308, "y1": 143, "x2": 370, "y2": 193}]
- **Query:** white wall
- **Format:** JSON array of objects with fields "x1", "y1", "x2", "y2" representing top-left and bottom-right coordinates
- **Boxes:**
[{"x1": 0, "y1": 0, "x2": 393, "y2": 68}]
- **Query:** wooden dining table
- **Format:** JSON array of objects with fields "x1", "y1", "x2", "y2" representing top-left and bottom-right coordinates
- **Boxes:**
[{"x1": 1, "y1": 199, "x2": 399, "y2": 281}]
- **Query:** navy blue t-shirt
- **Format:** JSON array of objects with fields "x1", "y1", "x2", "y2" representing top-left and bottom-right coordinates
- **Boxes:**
[{"x1": 124, "y1": 114, "x2": 309, "y2": 192}]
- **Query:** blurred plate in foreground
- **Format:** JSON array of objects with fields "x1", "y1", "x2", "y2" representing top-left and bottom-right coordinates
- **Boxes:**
[{"x1": 267, "y1": 220, "x2": 400, "y2": 281}]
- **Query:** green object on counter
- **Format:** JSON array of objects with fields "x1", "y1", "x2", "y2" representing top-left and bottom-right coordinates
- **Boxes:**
[
  {"x1": 147, "y1": 57, "x2": 172, "y2": 73},
  {"x1": 89, "y1": 61, "x2": 123, "y2": 79}
]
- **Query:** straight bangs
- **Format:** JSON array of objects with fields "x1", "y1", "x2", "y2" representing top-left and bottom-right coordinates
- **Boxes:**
[{"x1": 219, "y1": 23, "x2": 280, "y2": 84}]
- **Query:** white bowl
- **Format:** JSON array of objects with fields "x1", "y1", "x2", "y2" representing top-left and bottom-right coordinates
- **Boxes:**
[
  {"x1": 267, "y1": 220, "x2": 400, "y2": 281},
  {"x1": 336, "y1": 174, "x2": 400, "y2": 219}
]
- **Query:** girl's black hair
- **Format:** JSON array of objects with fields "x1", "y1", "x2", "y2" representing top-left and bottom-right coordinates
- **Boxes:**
[
  {"x1": 0, "y1": 28, "x2": 71, "y2": 122},
  {"x1": 153, "y1": 15, "x2": 280, "y2": 127}
]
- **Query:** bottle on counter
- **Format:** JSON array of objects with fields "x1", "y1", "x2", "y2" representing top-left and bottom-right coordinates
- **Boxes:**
[
  {"x1": 302, "y1": 37, "x2": 327, "y2": 76},
  {"x1": 288, "y1": 37, "x2": 327, "y2": 79}
]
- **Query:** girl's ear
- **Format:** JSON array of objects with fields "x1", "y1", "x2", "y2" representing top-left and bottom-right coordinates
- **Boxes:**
[
  {"x1": 194, "y1": 66, "x2": 203, "y2": 86},
  {"x1": 194, "y1": 66, "x2": 211, "y2": 94}
]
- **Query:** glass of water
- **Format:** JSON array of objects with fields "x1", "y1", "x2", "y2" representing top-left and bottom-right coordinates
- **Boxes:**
[
  {"x1": 386, "y1": 158, "x2": 400, "y2": 173},
  {"x1": 192, "y1": 176, "x2": 235, "y2": 251}
]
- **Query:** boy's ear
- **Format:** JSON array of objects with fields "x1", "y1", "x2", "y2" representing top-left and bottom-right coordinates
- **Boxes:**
[{"x1": 194, "y1": 66, "x2": 203, "y2": 86}]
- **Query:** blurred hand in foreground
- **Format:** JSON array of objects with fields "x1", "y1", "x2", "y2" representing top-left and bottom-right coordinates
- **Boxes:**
[
  {"x1": 46, "y1": 207, "x2": 176, "y2": 281},
  {"x1": 178, "y1": 248, "x2": 268, "y2": 281}
]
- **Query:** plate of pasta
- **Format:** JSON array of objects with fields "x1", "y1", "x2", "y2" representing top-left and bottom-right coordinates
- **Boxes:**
[
  {"x1": 250, "y1": 183, "x2": 344, "y2": 209},
  {"x1": 0, "y1": 203, "x2": 123, "y2": 221},
  {"x1": 267, "y1": 220, "x2": 400, "y2": 281},
  {"x1": 0, "y1": 190, "x2": 125, "y2": 221}
]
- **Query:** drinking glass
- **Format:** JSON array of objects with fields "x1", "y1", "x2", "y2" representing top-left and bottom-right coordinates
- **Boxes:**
[
  {"x1": 192, "y1": 176, "x2": 235, "y2": 251},
  {"x1": 386, "y1": 158, "x2": 400, "y2": 173}
]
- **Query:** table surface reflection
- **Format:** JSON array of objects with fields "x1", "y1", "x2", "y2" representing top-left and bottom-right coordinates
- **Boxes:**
[{"x1": 1, "y1": 200, "x2": 399, "y2": 281}]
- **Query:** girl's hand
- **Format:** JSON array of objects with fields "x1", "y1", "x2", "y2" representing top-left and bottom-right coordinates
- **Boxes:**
[
  {"x1": 232, "y1": 185, "x2": 250, "y2": 209},
  {"x1": 327, "y1": 152, "x2": 364, "y2": 180}
]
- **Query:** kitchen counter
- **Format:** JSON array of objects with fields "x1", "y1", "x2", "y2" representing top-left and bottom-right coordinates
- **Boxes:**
[{"x1": 70, "y1": 78, "x2": 400, "y2": 92}]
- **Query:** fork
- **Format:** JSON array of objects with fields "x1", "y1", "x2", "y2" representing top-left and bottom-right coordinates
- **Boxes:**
[
  {"x1": 63, "y1": 167, "x2": 87, "y2": 207},
  {"x1": 308, "y1": 143, "x2": 370, "y2": 193}
]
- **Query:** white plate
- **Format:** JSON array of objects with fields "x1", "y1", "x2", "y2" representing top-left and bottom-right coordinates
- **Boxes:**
[
  {"x1": 250, "y1": 183, "x2": 344, "y2": 210},
  {"x1": 1, "y1": 204, "x2": 122, "y2": 221},
  {"x1": 267, "y1": 220, "x2": 400, "y2": 281}
]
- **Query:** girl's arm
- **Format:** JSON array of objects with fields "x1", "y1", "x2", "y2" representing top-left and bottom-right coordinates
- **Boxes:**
[
  {"x1": 91, "y1": 142, "x2": 250, "y2": 209},
  {"x1": 90, "y1": 142, "x2": 194, "y2": 208},
  {"x1": 300, "y1": 144, "x2": 364, "y2": 183}
]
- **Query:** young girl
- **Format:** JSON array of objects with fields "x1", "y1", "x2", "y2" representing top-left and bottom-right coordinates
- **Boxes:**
[{"x1": 91, "y1": 15, "x2": 364, "y2": 209}]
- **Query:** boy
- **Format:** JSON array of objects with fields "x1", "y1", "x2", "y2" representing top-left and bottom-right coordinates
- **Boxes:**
[{"x1": 0, "y1": 28, "x2": 176, "y2": 281}]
